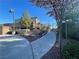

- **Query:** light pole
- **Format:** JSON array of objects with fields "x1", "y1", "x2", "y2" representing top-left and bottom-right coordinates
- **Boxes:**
[
  {"x1": 62, "y1": 20, "x2": 69, "y2": 40},
  {"x1": 9, "y1": 9, "x2": 16, "y2": 35},
  {"x1": 65, "y1": 20, "x2": 69, "y2": 40}
]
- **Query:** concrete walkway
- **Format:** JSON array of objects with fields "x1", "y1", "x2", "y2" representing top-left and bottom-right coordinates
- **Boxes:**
[{"x1": 31, "y1": 31, "x2": 56, "y2": 59}]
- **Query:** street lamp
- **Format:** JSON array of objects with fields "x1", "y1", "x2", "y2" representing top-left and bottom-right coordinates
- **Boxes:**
[
  {"x1": 65, "y1": 20, "x2": 69, "y2": 40},
  {"x1": 9, "y1": 9, "x2": 16, "y2": 35},
  {"x1": 62, "y1": 20, "x2": 69, "y2": 40}
]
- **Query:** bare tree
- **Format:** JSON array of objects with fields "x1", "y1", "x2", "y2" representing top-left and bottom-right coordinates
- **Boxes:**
[{"x1": 30, "y1": 0, "x2": 64, "y2": 23}]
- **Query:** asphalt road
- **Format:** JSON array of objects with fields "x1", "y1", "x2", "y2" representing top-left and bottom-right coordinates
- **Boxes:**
[
  {"x1": 0, "y1": 37, "x2": 33, "y2": 59},
  {"x1": 0, "y1": 31, "x2": 56, "y2": 59}
]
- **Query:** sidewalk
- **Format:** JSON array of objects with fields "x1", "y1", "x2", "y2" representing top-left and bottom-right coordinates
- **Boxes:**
[{"x1": 41, "y1": 41, "x2": 60, "y2": 59}]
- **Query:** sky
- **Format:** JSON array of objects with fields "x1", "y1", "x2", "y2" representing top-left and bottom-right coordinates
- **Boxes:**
[{"x1": 0, "y1": 0, "x2": 57, "y2": 28}]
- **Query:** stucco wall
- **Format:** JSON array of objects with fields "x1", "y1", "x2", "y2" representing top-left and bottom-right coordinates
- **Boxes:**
[
  {"x1": 2, "y1": 26, "x2": 10, "y2": 34},
  {"x1": 0, "y1": 26, "x2": 10, "y2": 35}
]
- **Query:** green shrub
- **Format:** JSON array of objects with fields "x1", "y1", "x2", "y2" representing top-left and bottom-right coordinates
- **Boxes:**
[
  {"x1": 62, "y1": 40, "x2": 79, "y2": 59},
  {"x1": 7, "y1": 31, "x2": 12, "y2": 34}
]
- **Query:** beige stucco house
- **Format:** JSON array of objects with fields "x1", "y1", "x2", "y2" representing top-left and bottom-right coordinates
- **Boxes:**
[
  {"x1": 0, "y1": 25, "x2": 11, "y2": 35},
  {"x1": 31, "y1": 17, "x2": 41, "y2": 29}
]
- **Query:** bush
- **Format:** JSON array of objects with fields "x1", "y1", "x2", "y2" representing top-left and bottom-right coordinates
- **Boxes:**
[
  {"x1": 62, "y1": 40, "x2": 79, "y2": 59},
  {"x1": 7, "y1": 31, "x2": 12, "y2": 34},
  {"x1": 7, "y1": 31, "x2": 19, "y2": 35}
]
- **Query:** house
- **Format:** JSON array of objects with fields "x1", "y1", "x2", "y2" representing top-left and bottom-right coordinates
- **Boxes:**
[
  {"x1": 0, "y1": 24, "x2": 11, "y2": 35},
  {"x1": 31, "y1": 17, "x2": 41, "y2": 29}
]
